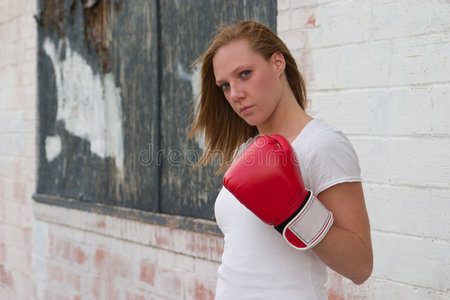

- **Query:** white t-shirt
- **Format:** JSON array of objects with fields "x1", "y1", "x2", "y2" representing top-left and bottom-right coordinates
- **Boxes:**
[{"x1": 214, "y1": 119, "x2": 362, "y2": 300}]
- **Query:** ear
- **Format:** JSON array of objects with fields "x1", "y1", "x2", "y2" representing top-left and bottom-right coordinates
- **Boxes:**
[{"x1": 271, "y1": 52, "x2": 286, "y2": 76}]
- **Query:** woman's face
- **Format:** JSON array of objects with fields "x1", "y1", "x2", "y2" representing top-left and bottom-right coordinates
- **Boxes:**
[{"x1": 213, "y1": 39, "x2": 284, "y2": 127}]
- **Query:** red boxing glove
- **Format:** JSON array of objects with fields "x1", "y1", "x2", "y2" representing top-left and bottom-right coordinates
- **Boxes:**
[{"x1": 223, "y1": 134, "x2": 333, "y2": 250}]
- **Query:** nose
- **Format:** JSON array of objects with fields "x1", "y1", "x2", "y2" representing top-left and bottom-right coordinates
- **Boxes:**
[{"x1": 229, "y1": 83, "x2": 244, "y2": 102}]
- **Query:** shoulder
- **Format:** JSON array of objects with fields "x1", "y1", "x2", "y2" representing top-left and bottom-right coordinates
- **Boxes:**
[
  {"x1": 233, "y1": 135, "x2": 259, "y2": 160},
  {"x1": 292, "y1": 119, "x2": 362, "y2": 194}
]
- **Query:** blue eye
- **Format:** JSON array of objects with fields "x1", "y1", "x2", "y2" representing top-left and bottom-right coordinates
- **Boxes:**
[
  {"x1": 220, "y1": 83, "x2": 230, "y2": 92},
  {"x1": 240, "y1": 70, "x2": 251, "y2": 78}
]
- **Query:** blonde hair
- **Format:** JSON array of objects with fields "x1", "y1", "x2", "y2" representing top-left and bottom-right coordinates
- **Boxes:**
[{"x1": 188, "y1": 21, "x2": 307, "y2": 174}]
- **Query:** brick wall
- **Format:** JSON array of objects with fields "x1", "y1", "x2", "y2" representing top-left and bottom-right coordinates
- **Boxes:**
[
  {"x1": 278, "y1": 0, "x2": 450, "y2": 299},
  {"x1": 0, "y1": 0, "x2": 38, "y2": 299},
  {"x1": 1, "y1": 0, "x2": 449, "y2": 299},
  {"x1": 32, "y1": 204, "x2": 222, "y2": 299}
]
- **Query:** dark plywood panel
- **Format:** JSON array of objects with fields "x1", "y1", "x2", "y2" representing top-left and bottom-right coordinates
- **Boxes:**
[
  {"x1": 36, "y1": 0, "x2": 277, "y2": 221},
  {"x1": 159, "y1": 0, "x2": 277, "y2": 219},
  {"x1": 37, "y1": 0, "x2": 159, "y2": 211}
]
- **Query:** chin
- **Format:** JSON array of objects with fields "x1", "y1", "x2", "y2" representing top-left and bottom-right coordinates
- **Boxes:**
[{"x1": 244, "y1": 118, "x2": 260, "y2": 127}]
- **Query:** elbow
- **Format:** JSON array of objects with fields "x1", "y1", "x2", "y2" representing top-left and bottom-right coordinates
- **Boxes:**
[{"x1": 351, "y1": 259, "x2": 373, "y2": 285}]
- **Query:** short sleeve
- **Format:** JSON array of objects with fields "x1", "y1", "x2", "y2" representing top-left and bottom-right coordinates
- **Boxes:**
[{"x1": 305, "y1": 129, "x2": 362, "y2": 195}]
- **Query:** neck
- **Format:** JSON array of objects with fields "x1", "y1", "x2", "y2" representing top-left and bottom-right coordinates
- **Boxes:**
[{"x1": 257, "y1": 84, "x2": 312, "y2": 143}]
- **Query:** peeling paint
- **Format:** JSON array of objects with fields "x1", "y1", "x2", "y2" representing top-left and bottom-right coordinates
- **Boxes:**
[
  {"x1": 45, "y1": 135, "x2": 62, "y2": 162},
  {"x1": 177, "y1": 62, "x2": 205, "y2": 151},
  {"x1": 43, "y1": 37, "x2": 124, "y2": 172},
  {"x1": 39, "y1": 0, "x2": 122, "y2": 72}
]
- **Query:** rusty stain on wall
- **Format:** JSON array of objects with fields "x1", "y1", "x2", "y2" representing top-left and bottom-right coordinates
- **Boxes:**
[
  {"x1": 38, "y1": 0, "x2": 123, "y2": 72},
  {"x1": 82, "y1": 0, "x2": 123, "y2": 72}
]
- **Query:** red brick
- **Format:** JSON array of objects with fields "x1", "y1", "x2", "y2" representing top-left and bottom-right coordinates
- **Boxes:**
[
  {"x1": 96, "y1": 220, "x2": 106, "y2": 229},
  {"x1": 104, "y1": 279, "x2": 122, "y2": 300},
  {"x1": 327, "y1": 271, "x2": 344, "y2": 300},
  {"x1": 139, "y1": 259, "x2": 156, "y2": 286},
  {"x1": 53, "y1": 238, "x2": 71, "y2": 262},
  {"x1": 190, "y1": 280, "x2": 215, "y2": 300},
  {"x1": 94, "y1": 248, "x2": 131, "y2": 279},
  {"x1": 154, "y1": 228, "x2": 171, "y2": 248},
  {"x1": 328, "y1": 291, "x2": 345, "y2": 300},
  {"x1": 0, "y1": 264, "x2": 14, "y2": 288},
  {"x1": 91, "y1": 276, "x2": 102, "y2": 299},
  {"x1": 48, "y1": 262, "x2": 64, "y2": 284},
  {"x1": 94, "y1": 248, "x2": 107, "y2": 269},
  {"x1": 0, "y1": 243, "x2": 5, "y2": 262},
  {"x1": 209, "y1": 236, "x2": 224, "y2": 261},
  {"x1": 71, "y1": 244, "x2": 87, "y2": 265},
  {"x1": 66, "y1": 270, "x2": 81, "y2": 291},
  {"x1": 187, "y1": 233, "x2": 210, "y2": 257},
  {"x1": 125, "y1": 290, "x2": 146, "y2": 300}
]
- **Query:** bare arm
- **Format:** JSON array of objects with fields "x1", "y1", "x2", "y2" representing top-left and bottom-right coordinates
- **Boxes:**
[{"x1": 313, "y1": 182, "x2": 373, "y2": 284}]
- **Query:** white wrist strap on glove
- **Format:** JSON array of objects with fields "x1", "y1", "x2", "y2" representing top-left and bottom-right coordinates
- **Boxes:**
[{"x1": 277, "y1": 192, "x2": 333, "y2": 250}]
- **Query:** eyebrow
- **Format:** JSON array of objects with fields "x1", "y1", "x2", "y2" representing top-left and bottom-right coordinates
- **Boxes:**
[{"x1": 215, "y1": 64, "x2": 252, "y2": 86}]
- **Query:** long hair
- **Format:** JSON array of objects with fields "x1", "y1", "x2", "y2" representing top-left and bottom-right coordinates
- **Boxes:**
[{"x1": 188, "y1": 21, "x2": 307, "y2": 174}]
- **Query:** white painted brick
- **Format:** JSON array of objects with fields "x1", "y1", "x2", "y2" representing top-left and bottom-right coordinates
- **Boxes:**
[
  {"x1": 431, "y1": 86, "x2": 450, "y2": 135},
  {"x1": 337, "y1": 276, "x2": 450, "y2": 300},
  {"x1": 279, "y1": 29, "x2": 307, "y2": 51},
  {"x1": 175, "y1": 252, "x2": 196, "y2": 273},
  {"x1": 23, "y1": 47, "x2": 37, "y2": 63},
  {"x1": 0, "y1": 111, "x2": 25, "y2": 133},
  {"x1": 307, "y1": 0, "x2": 372, "y2": 47},
  {"x1": 365, "y1": 183, "x2": 450, "y2": 240},
  {"x1": 370, "y1": 87, "x2": 433, "y2": 136},
  {"x1": 390, "y1": 33, "x2": 450, "y2": 86},
  {"x1": 4, "y1": 201, "x2": 33, "y2": 228},
  {"x1": 429, "y1": 189, "x2": 450, "y2": 240},
  {"x1": 6, "y1": 245, "x2": 30, "y2": 272},
  {"x1": 353, "y1": 137, "x2": 450, "y2": 188},
  {"x1": 371, "y1": 231, "x2": 450, "y2": 292},
  {"x1": 193, "y1": 257, "x2": 219, "y2": 276},
  {"x1": 309, "y1": 90, "x2": 372, "y2": 135},
  {"x1": 277, "y1": 0, "x2": 290, "y2": 11},
  {"x1": 311, "y1": 87, "x2": 436, "y2": 137},
  {"x1": 308, "y1": 42, "x2": 391, "y2": 90},
  {"x1": 0, "y1": 42, "x2": 18, "y2": 67},
  {"x1": 31, "y1": 253, "x2": 49, "y2": 281},
  {"x1": 0, "y1": 1, "x2": 9, "y2": 24},
  {"x1": 0, "y1": 133, "x2": 25, "y2": 155},
  {"x1": 371, "y1": 0, "x2": 450, "y2": 41},
  {"x1": 289, "y1": 0, "x2": 334, "y2": 9},
  {"x1": 277, "y1": 11, "x2": 291, "y2": 33},
  {"x1": 17, "y1": 14, "x2": 36, "y2": 40},
  {"x1": 290, "y1": 7, "x2": 316, "y2": 30}
]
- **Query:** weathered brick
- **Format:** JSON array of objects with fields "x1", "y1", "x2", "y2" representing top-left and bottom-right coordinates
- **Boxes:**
[
  {"x1": 185, "y1": 278, "x2": 215, "y2": 300},
  {"x1": 125, "y1": 290, "x2": 146, "y2": 300},
  {"x1": 155, "y1": 267, "x2": 183, "y2": 299},
  {"x1": 139, "y1": 259, "x2": 156, "y2": 287},
  {"x1": 71, "y1": 243, "x2": 88, "y2": 266},
  {"x1": 0, "y1": 264, "x2": 14, "y2": 288},
  {"x1": 93, "y1": 247, "x2": 131, "y2": 280}
]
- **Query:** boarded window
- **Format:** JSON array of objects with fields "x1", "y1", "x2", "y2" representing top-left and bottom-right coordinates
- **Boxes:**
[{"x1": 36, "y1": 0, "x2": 276, "y2": 220}]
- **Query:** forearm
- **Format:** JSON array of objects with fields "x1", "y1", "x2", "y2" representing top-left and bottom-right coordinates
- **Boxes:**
[{"x1": 313, "y1": 224, "x2": 373, "y2": 284}]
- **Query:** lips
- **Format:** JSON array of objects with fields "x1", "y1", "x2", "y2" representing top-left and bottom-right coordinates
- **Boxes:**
[{"x1": 239, "y1": 105, "x2": 254, "y2": 114}]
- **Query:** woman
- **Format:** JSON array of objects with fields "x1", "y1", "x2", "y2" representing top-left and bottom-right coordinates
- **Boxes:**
[{"x1": 189, "y1": 21, "x2": 373, "y2": 299}]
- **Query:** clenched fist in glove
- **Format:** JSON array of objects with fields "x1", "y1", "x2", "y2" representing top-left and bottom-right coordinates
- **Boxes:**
[{"x1": 223, "y1": 134, "x2": 333, "y2": 250}]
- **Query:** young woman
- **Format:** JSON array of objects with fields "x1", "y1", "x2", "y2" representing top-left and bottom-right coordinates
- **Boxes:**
[{"x1": 189, "y1": 21, "x2": 373, "y2": 299}]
